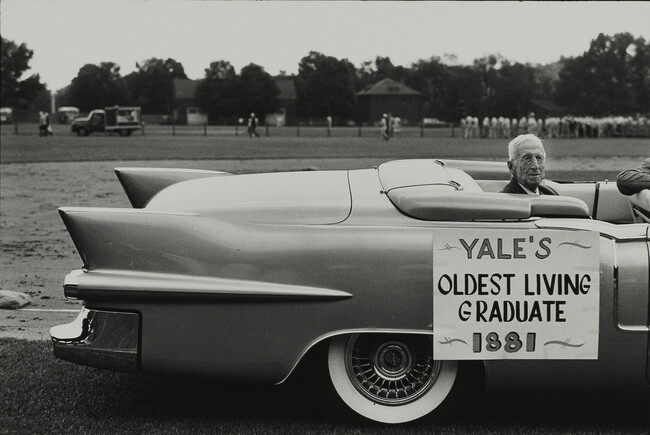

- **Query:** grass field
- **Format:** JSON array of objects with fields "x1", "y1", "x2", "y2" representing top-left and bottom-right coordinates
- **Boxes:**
[
  {"x1": 1, "y1": 124, "x2": 649, "y2": 433},
  {"x1": 2, "y1": 123, "x2": 649, "y2": 182},
  {"x1": 1, "y1": 339, "x2": 647, "y2": 434}
]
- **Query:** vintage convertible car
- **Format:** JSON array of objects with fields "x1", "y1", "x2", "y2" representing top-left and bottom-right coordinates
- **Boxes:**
[{"x1": 51, "y1": 159, "x2": 649, "y2": 423}]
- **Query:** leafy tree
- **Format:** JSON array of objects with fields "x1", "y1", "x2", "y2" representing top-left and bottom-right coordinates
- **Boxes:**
[
  {"x1": 296, "y1": 51, "x2": 357, "y2": 119},
  {"x1": 472, "y1": 54, "x2": 504, "y2": 115},
  {"x1": 27, "y1": 86, "x2": 52, "y2": 114},
  {"x1": 204, "y1": 60, "x2": 237, "y2": 81},
  {"x1": 406, "y1": 57, "x2": 448, "y2": 118},
  {"x1": 492, "y1": 61, "x2": 537, "y2": 119},
  {"x1": 1, "y1": 37, "x2": 47, "y2": 108},
  {"x1": 625, "y1": 36, "x2": 650, "y2": 114},
  {"x1": 236, "y1": 63, "x2": 280, "y2": 119},
  {"x1": 441, "y1": 65, "x2": 484, "y2": 121},
  {"x1": 534, "y1": 61, "x2": 561, "y2": 102},
  {"x1": 404, "y1": 57, "x2": 483, "y2": 122},
  {"x1": 554, "y1": 55, "x2": 589, "y2": 114},
  {"x1": 356, "y1": 56, "x2": 411, "y2": 91},
  {"x1": 196, "y1": 60, "x2": 238, "y2": 120},
  {"x1": 197, "y1": 61, "x2": 279, "y2": 122},
  {"x1": 555, "y1": 32, "x2": 649, "y2": 115},
  {"x1": 68, "y1": 62, "x2": 132, "y2": 111},
  {"x1": 54, "y1": 85, "x2": 73, "y2": 107},
  {"x1": 124, "y1": 58, "x2": 187, "y2": 113}
]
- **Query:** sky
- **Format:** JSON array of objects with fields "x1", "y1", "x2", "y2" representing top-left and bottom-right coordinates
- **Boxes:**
[{"x1": 2, "y1": 1, "x2": 650, "y2": 92}]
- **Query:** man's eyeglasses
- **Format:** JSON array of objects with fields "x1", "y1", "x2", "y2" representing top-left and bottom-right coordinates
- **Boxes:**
[{"x1": 519, "y1": 155, "x2": 545, "y2": 164}]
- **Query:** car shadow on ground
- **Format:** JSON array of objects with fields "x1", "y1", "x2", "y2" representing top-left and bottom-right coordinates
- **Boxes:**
[
  {"x1": 80, "y1": 368, "x2": 650, "y2": 432},
  {"x1": 2, "y1": 338, "x2": 648, "y2": 433}
]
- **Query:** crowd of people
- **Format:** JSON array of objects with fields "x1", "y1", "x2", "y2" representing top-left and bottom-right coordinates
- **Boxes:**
[{"x1": 460, "y1": 113, "x2": 649, "y2": 139}]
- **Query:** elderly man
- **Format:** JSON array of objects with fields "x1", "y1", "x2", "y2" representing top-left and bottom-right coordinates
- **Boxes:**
[{"x1": 500, "y1": 134, "x2": 557, "y2": 195}]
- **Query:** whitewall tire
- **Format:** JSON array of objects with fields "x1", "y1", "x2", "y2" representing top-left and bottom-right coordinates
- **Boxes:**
[{"x1": 328, "y1": 333, "x2": 457, "y2": 424}]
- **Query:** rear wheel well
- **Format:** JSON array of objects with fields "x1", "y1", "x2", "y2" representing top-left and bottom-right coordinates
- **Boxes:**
[
  {"x1": 285, "y1": 334, "x2": 486, "y2": 388},
  {"x1": 286, "y1": 332, "x2": 487, "y2": 424}
]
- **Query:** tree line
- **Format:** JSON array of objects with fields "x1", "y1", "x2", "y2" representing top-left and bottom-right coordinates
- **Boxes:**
[{"x1": 2, "y1": 32, "x2": 648, "y2": 124}]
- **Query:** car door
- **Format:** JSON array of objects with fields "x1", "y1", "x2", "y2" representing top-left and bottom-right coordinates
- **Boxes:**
[
  {"x1": 89, "y1": 112, "x2": 105, "y2": 132},
  {"x1": 483, "y1": 221, "x2": 650, "y2": 399}
]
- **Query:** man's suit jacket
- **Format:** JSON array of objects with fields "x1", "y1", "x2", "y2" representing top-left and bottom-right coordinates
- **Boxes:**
[
  {"x1": 616, "y1": 158, "x2": 650, "y2": 195},
  {"x1": 500, "y1": 178, "x2": 558, "y2": 195}
]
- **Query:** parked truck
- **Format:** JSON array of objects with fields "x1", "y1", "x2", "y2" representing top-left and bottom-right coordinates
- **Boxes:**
[
  {"x1": 57, "y1": 106, "x2": 80, "y2": 124},
  {"x1": 71, "y1": 106, "x2": 141, "y2": 136}
]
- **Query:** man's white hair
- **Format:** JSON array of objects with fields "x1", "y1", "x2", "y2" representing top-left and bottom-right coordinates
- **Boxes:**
[{"x1": 508, "y1": 134, "x2": 545, "y2": 161}]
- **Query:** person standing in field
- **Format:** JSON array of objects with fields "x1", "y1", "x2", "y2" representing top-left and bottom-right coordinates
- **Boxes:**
[
  {"x1": 247, "y1": 113, "x2": 259, "y2": 137},
  {"x1": 460, "y1": 117, "x2": 467, "y2": 138},
  {"x1": 482, "y1": 116, "x2": 490, "y2": 138},
  {"x1": 526, "y1": 112, "x2": 538, "y2": 135},
  {"x1": 38, "y1": 111, "x2": 47, "y2": 136},
  {"x1": 391, "y1": 115, "x2": 400, "y2": 135},
  {"x1": 380, "y1": 114, "x2": 390, "y2": 140},
  {"x1": 518, "y1": 115, "x2": 528, "y2": 135},
  {"x1": 45, "y1": 112, "x2": 53, "y2": 136},
  {"x1": 489, "y1": 117, "x2": 498, "y2": 138},
  {"x1": 502, "y1": 117, "x2": 511, "y2": 138}
]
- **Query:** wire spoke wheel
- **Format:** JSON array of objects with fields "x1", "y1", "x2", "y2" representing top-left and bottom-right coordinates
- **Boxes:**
[{"x1": 328, "y1": 333, "x2": 457, "y2": 424}]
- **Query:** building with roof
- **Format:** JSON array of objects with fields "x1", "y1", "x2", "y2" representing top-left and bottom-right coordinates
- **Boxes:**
[
  {"x1": 356, "y1": 78, "x2": 423, "y2": 125},
  {"x1": 172, "y1": 78, "x2": 208, "y2": 125},
  {"x1": 265, "y1": 77, "x2": 297, "y2": 126},
  {"x1": 172, "y1": 77, "x2": 297, "y2": 125}
]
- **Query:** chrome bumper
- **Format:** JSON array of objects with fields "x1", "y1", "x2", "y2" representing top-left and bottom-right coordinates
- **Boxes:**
[{"x1": 50, "y1": 308, "x2": 139, "y2": 372}]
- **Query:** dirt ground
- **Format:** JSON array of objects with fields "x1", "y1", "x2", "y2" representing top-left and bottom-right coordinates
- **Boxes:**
[
  {"x1": 0, "y1": 158, "x2": 394, "y2": 340},
  {"x1": 0, "y1": 156, "x2": 644, "y2": 340}
]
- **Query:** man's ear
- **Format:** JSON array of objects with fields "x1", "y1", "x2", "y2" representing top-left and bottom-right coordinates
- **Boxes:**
[{"x1": 507, "y1": 160, "x2": 515, "y2": 175}]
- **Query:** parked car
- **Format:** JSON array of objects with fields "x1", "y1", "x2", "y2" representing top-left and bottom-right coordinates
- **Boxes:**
[
  {"x1": 422, "y1": 117, "x2": 447, "y2": 127},
  {"x1": 57, "y1": 106, "x2": 80, "y2": 124},
  {"x1": 51, "y1": 159, "x2": 649, "y2": 424}
]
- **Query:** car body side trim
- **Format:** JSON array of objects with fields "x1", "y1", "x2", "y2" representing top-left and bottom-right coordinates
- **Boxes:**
[
  {"x1": 64, "y1": 269, "x2": 353, "y2": 301},
  {"x1": 276, "y1": 328, "x2": 433, "y2": 385},
  {"x1": 613, "y1": 243, "x2": 650, "y2": 333}
]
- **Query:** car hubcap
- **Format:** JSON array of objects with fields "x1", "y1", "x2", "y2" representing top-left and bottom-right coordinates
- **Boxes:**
[
  {"x1": 375, "y1": 343, "x2": 412, "y2": 379},
  {"x1": 345, "y1": 334, "x2": 440, "y2": 405}
]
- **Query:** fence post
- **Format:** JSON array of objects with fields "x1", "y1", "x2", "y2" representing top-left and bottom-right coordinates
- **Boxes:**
[
  {"x1": 141, "y1": 122, "x2": 145, "y2": 135},
  {"x1": 14, "y1": 120, "x2": 18, "y2": 135},
  {"x1": 450, "y1": 123, "x2": 455, "y2": 138},
  {"x1": 265, "y1": 124, "x2": 269, "y2": 137},
  {"x1": 235, "y1": 123, "x2": 238, "y2": 137},
  {"x1": 358, "y1": 125, "x2": 362, "y2": 137},
  {"x1": 420, "y1": 121, "x2": 424, "y2": 138}
]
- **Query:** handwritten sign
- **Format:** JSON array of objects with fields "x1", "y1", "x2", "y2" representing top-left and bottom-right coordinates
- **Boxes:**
[{"x1": 433, "y1": 229, "x2": 600, "y2": 359}]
